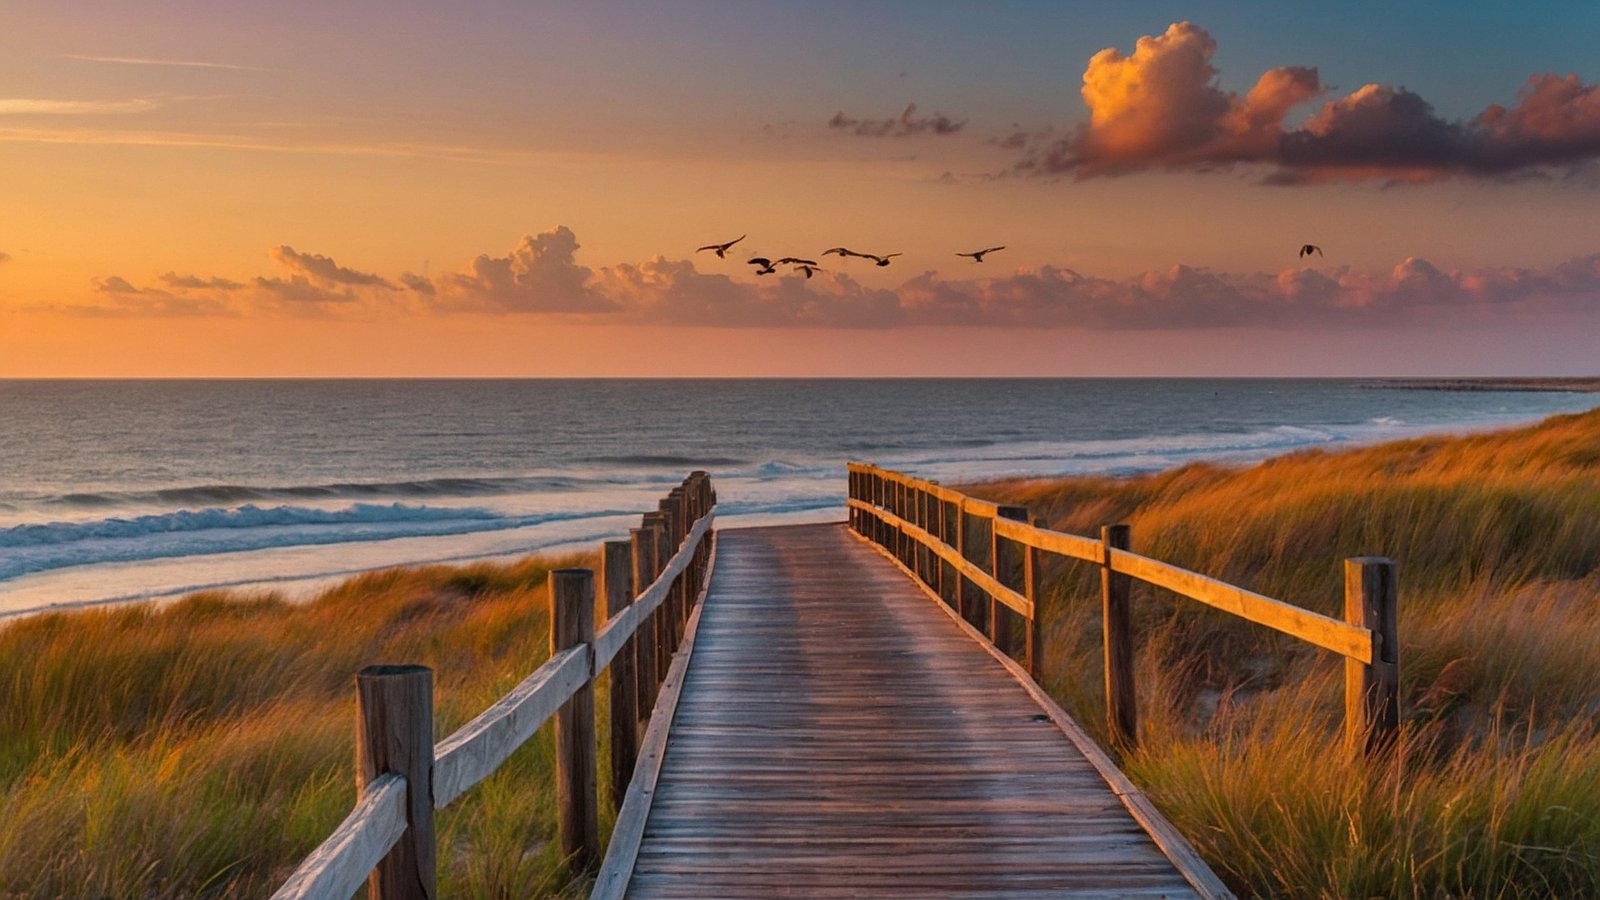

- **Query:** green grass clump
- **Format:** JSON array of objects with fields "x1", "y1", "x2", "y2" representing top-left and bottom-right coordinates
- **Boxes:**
[
  {"x1": 971, "y1": 407, "x2": 1600, "y2": 897},
  {"x1": 0, "y1": 554, "x2": 605, "y2": 899}
]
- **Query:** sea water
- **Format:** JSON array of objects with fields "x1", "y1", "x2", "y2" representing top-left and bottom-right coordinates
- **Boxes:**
[{"x1": 3, "y1": 379, "x2": 1596, "y2": 617}]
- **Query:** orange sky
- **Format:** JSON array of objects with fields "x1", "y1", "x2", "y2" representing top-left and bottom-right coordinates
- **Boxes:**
[{"x1": 3, "y1": 4, "x2": 1599, "y2": 376}]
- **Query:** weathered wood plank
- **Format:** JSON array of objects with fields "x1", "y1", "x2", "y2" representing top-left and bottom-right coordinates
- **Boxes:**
[
  {"x1": 859, "y1": 531, "x2": 1235, "y2": 900},
  {"x1": 1109, "y1": 547, "x2": 1372, "y2": 662},
  {"x1": 613, "y1": 523, "x2": 1222, "y2": 899},
  {"x1": 591, "y1": 533, "x2": 717, "y2": 900},
  {"x1": 270, "y1": 773, "x2": 408, "y2": 900},
  {"x1": 432, "y1": 645, "x2": 589, "y2": 807}
]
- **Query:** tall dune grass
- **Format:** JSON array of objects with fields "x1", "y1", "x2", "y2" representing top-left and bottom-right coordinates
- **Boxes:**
[
  {"x1": 972, "y1": 407, "x2": 1600, "y2": 896},
  {"x1": 0, "y1": 555, "x2": 605, "y2": 898}
]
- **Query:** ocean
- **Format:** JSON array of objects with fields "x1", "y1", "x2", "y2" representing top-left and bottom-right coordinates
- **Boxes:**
[{"x1": 3, "y1": 379, "x2": 1596, "y2": 619}]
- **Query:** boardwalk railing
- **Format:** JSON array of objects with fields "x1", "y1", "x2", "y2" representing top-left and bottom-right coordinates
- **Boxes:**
[
  {"x1": 847, "y1": 463, "x2": 1398, "y2": 755},
  {"x1": 273, "y1": 472, "x2": 717, "y2": 900}
]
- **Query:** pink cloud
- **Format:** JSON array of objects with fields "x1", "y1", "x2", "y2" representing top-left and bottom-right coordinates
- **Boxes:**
[{"x1": 1027, "y1": 21, "x2": 1600, "y2": 183}]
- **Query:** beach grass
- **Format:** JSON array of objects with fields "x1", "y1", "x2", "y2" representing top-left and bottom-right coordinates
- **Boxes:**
[
  {"x1": 970, "y1": 406, "x2": 1600, "y2": 897},
  {"x1": 0, "y1": 556, "x2": 606, "y2": 898},
  {"x1": 5, "y1": 409, "x2": 1600, "y2": 897}
]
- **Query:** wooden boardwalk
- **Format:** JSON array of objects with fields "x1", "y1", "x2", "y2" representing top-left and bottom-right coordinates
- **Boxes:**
[{"x1": 616, "y1": 523, "x2": 1212, "y2": 898}]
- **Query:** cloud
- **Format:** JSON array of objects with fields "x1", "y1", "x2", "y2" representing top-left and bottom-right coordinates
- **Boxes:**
[
  {"x1": 433, "y1": 227, "x2": 614, "y2": 313},
  {"x1": 0, "y1": 98, "x2": 162, "y2": 115},
  {"x1": 1026, "y1": 21, "x2": 1600, "y2": 183},
  {"x1": 53, "y1": 228, "x2": 1600, "y2": 329},
  {"x1": 63, "y1": 54, "x2": 262, "y2": 71},
  {"x1": 592, "y1": 257, "x2": 903, "y2": 328},
  {"x1": 160, "y1": 271, "x2": 244, "y2": 290},
  {"x1": 69, "y1": 275, "x2": 234, "y2": 317},
  {"x1": 269, "y1": 245, "x2": 395, "y2": 288},
  {"x1": 829, "y1": 103, "x2": 966, "y2": 137},
  {"x1": 399, "y1": 272, "x2": 436, "y2": 295}
]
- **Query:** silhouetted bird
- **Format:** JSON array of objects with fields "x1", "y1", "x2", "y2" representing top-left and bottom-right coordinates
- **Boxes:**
[
  {"x1": 747, "y1": 257, "x2": 777, "y2": 275},
  {"x1": 775, "y1": 257, "x2": 818, "y2": 266},
  {"x1": 697, "y1": 234, "x2": 745, "y2": 258},
  {"x1": 957, "y1": 246, "x2": 1005, "y2": 262},
  {"x1": 865, "y1": 252, "x2": 902, "y2": 267},
  {"x1": 822, "y1": 247, "x2": 866, "y2": 258},
  {"x1": 1299, "y1": 244, "x2": 1323, "y2": 258},
  {"x1": 793, "y1": 263, "x2": 822, "y2": 279}
]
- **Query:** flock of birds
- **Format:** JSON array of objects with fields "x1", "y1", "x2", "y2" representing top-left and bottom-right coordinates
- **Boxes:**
[{"x1": 696, "y1": 234, "x2": 1324, "y2": 278}]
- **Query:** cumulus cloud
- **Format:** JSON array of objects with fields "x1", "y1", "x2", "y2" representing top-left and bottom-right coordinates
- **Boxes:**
[
  {"x1": 829, "y1": 103, "x2": 966, "y2": 137},
  {"x1": 1026, "y1": 21, "x2": 1600, "y2": 183},
  {"x1": 72, "y1": 274, "x2": 234, "y2": 316},
  {"x1": 433, "y1": 226, "x2": 613, "y2": 313}
]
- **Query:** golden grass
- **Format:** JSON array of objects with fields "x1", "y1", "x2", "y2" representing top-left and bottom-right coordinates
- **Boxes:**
[
  {"x1": 0, "y1": 555, "x2": 604, "y2": 899},
  {"x1": 7, "y1": 408, "x2": 1600, "y2": 897},
  {"x1": 970, "y1": 407, "x2": 1600, "y2": 897}
]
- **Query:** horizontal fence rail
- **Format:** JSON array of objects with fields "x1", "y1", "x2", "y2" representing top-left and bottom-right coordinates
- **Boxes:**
[
  {"x1": 274, "y1": 472, "x2": 717, "y2": 900},
  {"x1": 847, "y1": 462, "x2": 1399, "y2": 756}
]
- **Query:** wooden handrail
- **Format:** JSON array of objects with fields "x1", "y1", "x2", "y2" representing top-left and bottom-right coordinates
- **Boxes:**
[
  {"x1": 848, "y1": 462, "x2": 1398, "y2": 755},
  {"x1": 274, "y1": 472, "x2": 718, "y2": 900},
  {"x1": 270, "y1": 774, "x2": 408, "y2": 900}
]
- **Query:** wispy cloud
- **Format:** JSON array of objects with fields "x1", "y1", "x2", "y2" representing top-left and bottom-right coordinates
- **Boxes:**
[
  {"x1": 829, "y1": 103, "x2": 966, "y2": 137},
  {"x1": 64, "y1": 54, "x2": 263, "y2": 72},
  {"x1": 0, "y1": 98, "x2": 161, "y2": 116},
  {"x1": 1020, "y1": 21, "x2": 1600, "y2": 184}
]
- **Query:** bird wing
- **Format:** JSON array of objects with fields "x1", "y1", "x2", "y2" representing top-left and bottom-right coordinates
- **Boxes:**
[
  {"x1": 725, "y1": 234, "x2": 745, "y2": 248},
  {"x1": 956, "y1": 252, "x2": 976, "y2": 258},
  {"x1": 777, "y1": 257, "x2": 818, "y2": 266},
  {"x1": 981, "y1": 246, "x2": 1005, "y2": 254},
  {"x1": 696, "y1": 243, "x2": 718, "y2": 252},
  {"x1": 882, "y1": 253, "x2": 902, "y2": 259},
  {"x1": 747, "y1": 257, "x2": 772, "y2": 266}
]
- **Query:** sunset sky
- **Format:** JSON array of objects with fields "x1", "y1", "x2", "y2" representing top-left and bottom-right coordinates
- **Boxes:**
[{"x1": 3, "y1": 1, "x2": 1598, "y2": 376}]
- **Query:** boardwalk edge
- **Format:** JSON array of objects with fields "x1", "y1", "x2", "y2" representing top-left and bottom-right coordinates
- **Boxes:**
[
  {"x1": 590, "y1": 531, "x2": 719, "y2": 900},
  {"x1": 849, "y1": 526, "x2": 1236, "y2": 900}
]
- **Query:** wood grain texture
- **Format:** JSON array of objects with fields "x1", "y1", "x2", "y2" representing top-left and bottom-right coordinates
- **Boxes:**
[
  {"x1": 552, "y1": 569, "x2": 599, "y2": 870},
  {"x1": 618, "y1": 523, "x2": 1207, "y2": 898},
  {"x1": 856, "y1": 530, "x2": 1235, "y2": 900},
  {"x1": 432, "y1": 645, "x2": 589, "y2": 808},
  {"x1": 1108, "y1": 548, "x2": 1372, "y2": 662},
  {"x1": 270, "y1": 773, "x2": 408, "y2": 900},
  {"x1": 356, "y1": 665, "x2": 436, "y2": 899}
]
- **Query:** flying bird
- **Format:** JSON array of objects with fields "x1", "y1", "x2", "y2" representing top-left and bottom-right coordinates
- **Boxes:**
[
  {"x1": 775, "y1": 257, "x2": 818, "y2": 266},
  {"x1": 747, "y1": 257, "x2": 777, "y2": 275},
  {"x1": 793, "y1": 263, "x2": 823, "y2": 279},
  {"x1": 1299, "y1": 244, "x2": 1323, "y2": 258},
  {"x1": 697, "y1": 234, "x2": 746, "y2": 258},
  {"x1": 866, "y1": 252, "x2": 902, "y2": 267},
  {"x1": 957, "y1": 246, "x2": 1006, "y2": 262},
  {"x1": 822, "y1": 247, "x2": 866, "y2": 258}
]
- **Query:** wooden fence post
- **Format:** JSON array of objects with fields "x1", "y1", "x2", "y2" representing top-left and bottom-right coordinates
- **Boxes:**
[
  {"x1": 953, "y1": 500, "x2": 968, "y2": 619},
  {"x1": 356, "y1": 664, "x2": 436, "y2": 900},
  {"x1": 1101, "y1": 524, "x2": 1136, "y2": 750},
  {"x1": 1345, "y1": 557, "x2": 1399, "y2": 755},
  {"x1": 602, "y1": 541, "x2": 637, "y2": 812},
  {"x1": 551, "y1": 568, "x2": 598, "y2": 870},
  {"x1": 1026, "y1": 516, "x2": 1046, "y2": 682},
  {"x1": 993, "y1": 506, "x2": 1029, "y2": 658},
  {"x1": 631, "y1": 526, "x2": 660, "y2": 724}
]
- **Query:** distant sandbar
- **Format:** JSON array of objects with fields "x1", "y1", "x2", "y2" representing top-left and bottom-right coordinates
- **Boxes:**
[{"x1": 1363, "y1": 377, "x2": 1600, "y2": 393}]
